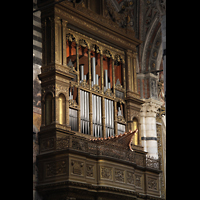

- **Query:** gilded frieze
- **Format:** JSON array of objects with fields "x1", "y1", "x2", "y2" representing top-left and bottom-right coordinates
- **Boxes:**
[{"x1": 66, "y1": 28, "x2": 125, "y2": 58}]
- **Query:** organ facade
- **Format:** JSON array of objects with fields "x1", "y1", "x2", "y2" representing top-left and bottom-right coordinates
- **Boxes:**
[{"x1": 35, "y1": 1, "x2": 165, "y2": 200}]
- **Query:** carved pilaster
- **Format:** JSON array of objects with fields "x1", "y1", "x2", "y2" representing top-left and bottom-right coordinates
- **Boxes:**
[
  {"x1": 55, "y1": 16, "x2": 62, "y2": 65},
  {"x1": 112, "y1": 56, "x2": 115, "y2": 96},
  {"x1": 126, "y1": 50, "x2": 133, "y2": 92},
  {"x1": 88, "y1": 48, "x2": 91, "y2": 89},
  {"x1": 133, "y1": 52, "x2": 138, "y2": 93},
  {"x1": 100, "y1": 51, "x2": 103, "y2": 94},
  {"x1": 76, "y1": 39, "x2": 79, "y2": 84},
  {"x1": 62, "y1": 19, "x2": 67, "y2": 66}
]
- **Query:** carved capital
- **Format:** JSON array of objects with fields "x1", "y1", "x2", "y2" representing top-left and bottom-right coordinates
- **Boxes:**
[{"x1": 140, "y1": 99, "x2": 162, "y2": 117}]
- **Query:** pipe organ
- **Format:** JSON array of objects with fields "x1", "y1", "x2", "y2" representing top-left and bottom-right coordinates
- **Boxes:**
[
  {"x1": 40, "y1": 19, "x2": 142, "y2": 143},
  {"x1": 36, "y1": 3, "x2": 157, "y2": 200}
]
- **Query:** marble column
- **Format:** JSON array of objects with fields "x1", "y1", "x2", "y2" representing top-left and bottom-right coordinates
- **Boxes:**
[{"x1": 140, "y1": 99, "x2": 162, "y2": 159}]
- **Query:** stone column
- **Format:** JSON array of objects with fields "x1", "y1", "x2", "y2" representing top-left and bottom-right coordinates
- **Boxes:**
[{"x1": 140, "y1": 99, "x2": 162, "y2": 159}]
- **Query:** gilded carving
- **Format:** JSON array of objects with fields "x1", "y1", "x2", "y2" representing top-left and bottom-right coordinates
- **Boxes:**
[
  {"x1": 71, "y1": 160, "x2": 84, "y2": 176},
  {"x1": 86, "y1": 164, "x2": 94, "y2": 178},
  {"x1": 92, "y1": 84, "x2": 101, "y2": 93},
  {"x1": 148, "y1": 178, "x2": 158, "y2": 191},
  {"x1": 66, "y1": 33, "x2": 76, "y2": 42},
  {"x1": 69, "y1": 99, "x2": 78, "y2": 108},
  {"x1": 105, "y1": 88, "x2": 114, "y2": 97},
  {"x1": 117, "y1": 115, "x2": 126, "y2": 124},
  {"x1": 115, "y1": 169, "x2": 124, "y2": 182},
  {"x1": 56, "y1": 136, "x2": 70, "y2": 150},
  {"x1": 66, "y1": 28, "x2": 125, "y2": 58},
  {"x1": 40, "y1": 137, "x2": 54, "y2": 152},
  {"x1": 135, "y1": 174, "x2": 142, "y2": 188},
  {"x1": 127, "y1": 171, "x2": 134, "y2": 185},
  {"x1": 46, "y1": 160, "x2": 67, "y2": 177},
  {"x1": 101, "y1": 167, "x2": 112, "y2": 180}
]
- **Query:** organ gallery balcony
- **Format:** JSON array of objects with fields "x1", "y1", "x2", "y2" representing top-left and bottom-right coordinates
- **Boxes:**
[{"x1": 37, "y1": 129, "x2": 162, "y2": 200}]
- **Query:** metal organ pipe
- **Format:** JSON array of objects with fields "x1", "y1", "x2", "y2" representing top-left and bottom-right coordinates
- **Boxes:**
[
  {"x1": 96, "y1": 74, "x2": 98, "y2": 85},
  {"x1": 104, "y1": 98, "x2": 114, "y2": 138},
  {"x1": 92, "y1": 57, "x2": 96, "y2": 85},
  {"x1": 92, "y1": 94, "x2": 102, "y2": 138},
  {"x1": 104, "y1": 70, "x2": 108, "y2": 90},
  {"x1": 80, "y1": 89, "x2": 90, "y2": 135},
  {"x1": 80, "y1": 64, "x2": 84, "y2": 82}
]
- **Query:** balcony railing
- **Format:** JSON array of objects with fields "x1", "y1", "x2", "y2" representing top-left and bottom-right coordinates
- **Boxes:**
[{"x1": 40, "y1": 134, "x2": 160, "y2": 170}]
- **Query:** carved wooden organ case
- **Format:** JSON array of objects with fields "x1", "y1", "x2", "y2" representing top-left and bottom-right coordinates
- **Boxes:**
[{"x1": 38, "y1": 0, "x2": 144, "y2": 142}]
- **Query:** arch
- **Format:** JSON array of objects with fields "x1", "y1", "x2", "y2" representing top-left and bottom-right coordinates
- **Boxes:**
[
  {"x1": 141, "y1": 16, "x2": 159, "y2": 72},
  {"x1": 45, "y1": 93, "x2": 53, "y2": 125},
  {"x1": 133, "y1": 117, "x2": 139, "y2": 145},
  {"x1": 58, "y1": 93, "x2": 66, "y2": 125}
]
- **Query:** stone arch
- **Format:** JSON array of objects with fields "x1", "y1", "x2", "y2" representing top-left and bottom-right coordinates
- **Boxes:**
[
  {"x1": 149, "y1": 26, "x2": 161, "y2": 72},
  {"x1": 141, "y1": 15, "x2": 159, "y2": 72}
]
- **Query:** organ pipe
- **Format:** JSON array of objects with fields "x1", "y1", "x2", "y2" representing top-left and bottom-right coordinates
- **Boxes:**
[
  {"x1": 104, "y1": 98, "x2": 114, "y2": 138},
  {"x1": 80, "y1": 64, "x2": 84, "y2": 82},
  {"x1": 117, "y1": 123, "x2": 125, "y2": 135},
  {"x1": 92, "y1": 94, "x2": 102, "y2": 138},
  {"x1": 69, "y1": 108, "x2": 78, "y2": 131},
  {"x1": 92, "y1": 57, "x2": 96, "y2": 85},
  {"x1": 104, "y1": 70, "x2": 108, "y2": 90},
  {"x1": 80, "y1": 89, "x2": 90, "y2": 134}
]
